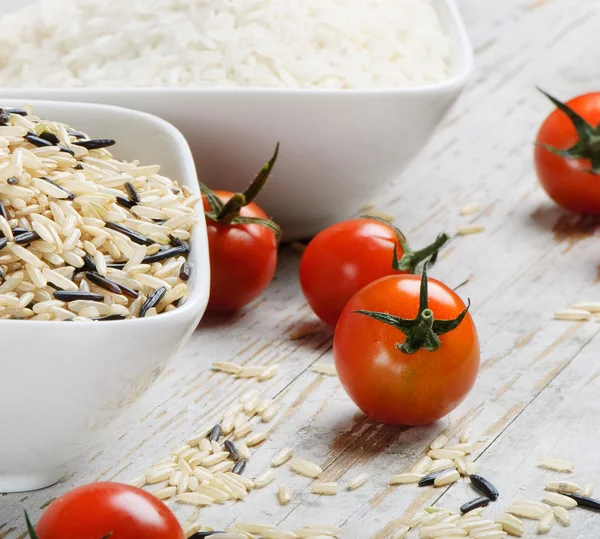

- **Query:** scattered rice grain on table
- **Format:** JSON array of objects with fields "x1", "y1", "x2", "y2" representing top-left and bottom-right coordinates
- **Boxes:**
[
  {"x1": 347, "y1": 472, "x2": 370, "y2": 490},
  {"x1": 311, "y1": 363, "x2": 337, "y2": 376},
  {"x1": 311, "y1": 481, "x2": 337, "y2": 495},
  {"x1": 536, "y1": 457, "x2": 575, "y2": 472},
  {"x1": 290, "y1": 458, "x2": 323, "y2": 478},
  {"x1": 277, "y1": 484, "x2": 291, "y2": 505},
  {"x1": 459, "y1": 202, "x2": 481, "y2": 216},
  {"x1": 456, "y1": 224, "x2": 485, "y2": 236},
  {"x1": 271, "y1": 447, "x2": 293, "y2": 467},
  {"x1": 553, "y1": 309, "x2": 591, "y2": 321}
]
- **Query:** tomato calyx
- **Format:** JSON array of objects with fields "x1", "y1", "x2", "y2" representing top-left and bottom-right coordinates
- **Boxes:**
[
  {"x1": 392, "y1": 231, "x2": 450, "y2": 274},
  {"x1": 354, "y1": 269, "x2": 470, "y2": 354},
  {"x1": 364, "y1": 215, "x2": 450, "y2": 274},
  {"x1": 25, "y1": 511, "x2": 113, "y2": 539},
  {"x1": 537, "y1": 88, "x2": 600, "y2": 174},
  {"x1": 200, "y1": 143, "x2": 281, "y2": 236}
]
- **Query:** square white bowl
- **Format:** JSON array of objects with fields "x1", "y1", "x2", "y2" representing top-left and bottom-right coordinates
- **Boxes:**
[
  {"x1": 1, "y1": 0, "x2": 473, "y2": 240},
  {"x1": 0, "y1": 100, "x2": 210, "y2": 493}
]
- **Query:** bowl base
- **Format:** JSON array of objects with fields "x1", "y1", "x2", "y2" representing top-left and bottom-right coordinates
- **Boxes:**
[{"x1": 0, "y1": 471, "x2": 63, "y2": 493}]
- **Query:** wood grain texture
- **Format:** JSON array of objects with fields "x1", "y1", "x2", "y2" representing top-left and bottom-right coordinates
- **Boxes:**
[{"x1": 2, "y1": 0, "x2": 600, "y2": 537}]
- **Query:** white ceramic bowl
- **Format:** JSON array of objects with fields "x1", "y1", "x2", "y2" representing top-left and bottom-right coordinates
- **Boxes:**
[
  {"x1": 1, "y1": 0, "x2": 472, "y2": 240},
  {"x1": 0, "y1": 100, "x2": 210, "y2": 493}
]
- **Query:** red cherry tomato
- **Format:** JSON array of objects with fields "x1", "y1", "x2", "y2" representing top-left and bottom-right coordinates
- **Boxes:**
[
  {"x1": 334, "y1": 272, "x2": 479, "y2": 426},
  {"x1": 299, "y1": 218, "x2": 448, "y2": 326},
  {"x1": 33, "y1": 482, "x2": 184, "y2": 539},
  {"x1": 202, "y1": 146, "x2": 280, "y2": 312},
  {"x1": 204, "y1": 192, "x2": 277, "y2": 312},
  {"x1": 535, "y1": 90, "x2": 600, "y2": 214}
]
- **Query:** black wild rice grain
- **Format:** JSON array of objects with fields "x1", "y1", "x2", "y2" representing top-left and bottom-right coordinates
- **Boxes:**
[
  {"x1": 0, "y1": 237, "x2": 8, "y2": 251},
  {"x1": 93, "y1": 314, "x2": 127, "y2": 321},
  {"x1": 224, "y1": 439, "x2": 241, "y2": 461},
  {"x1": 105, "y1": 221, "x2": 153, "y2": 246},
  {"x1": 82, "y1": 254, "x2": 97, "y2": 272},
  {"x1": 140, "y1": 286, "x2": 167, "y2": 317},
  {"x1": 171, "y1": 188, "x2": 181, "y2": 195},
  {"x1": 189, "y1": 532, "x2": 226, "y2": 538},
  {"x1": 7, "y1": 177, "x2": 18, "y2": 185},
  {"x1": 14, "y1": 231, "x2": 40, "y2": 244},
  {"x1": 39, "y1": 131, "x2": 60, "y2": 144},
  {"x1": 209, "y1": 424, "x2": 222, "y2": 442},
  {"x1": 562, "y1": 493, "x2": 600, "y2": 511},
  {"x1": 469, "y1": 474, "x2": 499, "y2": 501},
  {"x1": 74, "y1": 164, "x2": 83, "y2": 170},
  {"x1": 5, "y1": 108, "x2": 28, "y2": 116},
  {"x1": 11, "y1": 227, "x2": 27, "y2": 235},
  {"x1": 67, "y1": 128, "x2": 86, "y2": 139},
  {"x1": 117, "y1": 282, "x2": 139, "y2": 300},
  {"x1": 171, "y1": 237, "x2": 190, "y2": 250},
  {"x1": 107, "y1": 262, "x2": 126, "y2": 270},
  {"x1": 460, "y1": 496, "x2": 491, "y2": 514},
  {"x1": 142, "y1": 246, "x2": 188, "y2": 264},
  {"x1": 25, "y1": 133, "x2": 53, "y2": 147},
  {"x1": 53, "y1": 290, "x2": 104, "y2": 302},
  {"x1": 0, "y1": 109, "x2": 10, "y2": 125},
  {"x1": 58, "y1": 145, "x2": 75, "y2": 156},
  {"x1": 125, "y1": 181, "x2": 141, "y2": 203},
  {"x1": 0, "y1": 200, "x2": 7, "y2": 220},
  {"x1": 73, "y1": 138, "x2": 116, "y2": 150},
  {"x1": 47, "y1": 282, "x2": 63, "y2": 291},
  {"x1": 116, "y1": 196, "x2": 136, "y2": 209},
  {"x1": 232, "y1": 459, "x2": 247, "y2": 475},
  {"x1": 86, "y1": 271, "x2": 123, "y2": 295},
  {"x1": 418, "y1": 469, "x2": 455, "y2": 487},
  {"x1": 40, "y1": 176, "x2": 75, "y2": 200},
  {"x1": 179, "y1": 261, "x2": 191, "y2": 282},
  {"x1": 153, "y1": 219, "x2": 167, "y2": 225}
]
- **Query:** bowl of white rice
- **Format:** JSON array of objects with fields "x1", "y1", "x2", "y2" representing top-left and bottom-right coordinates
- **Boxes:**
[
  {"x1": 0, "y1": 100, "x2": 210, "y2": 492},
  {"x1": 0, "y1": 0, "x2": 473, "y2": 240}
]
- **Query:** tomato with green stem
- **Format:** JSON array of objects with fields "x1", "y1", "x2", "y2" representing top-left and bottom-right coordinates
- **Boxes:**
[
  {"x1": 25, "y1": 482, "x2": 184, "y2": 539},
  {"x1": 333, "y1": 270, "x2": 479, "y2": 425},
  {"x1": 299, "y1": 217, "x2": 449, "y2": 326},
  {"x1": 535, "y1": 89, "x2": 600, "y2": 214},
  {"x1": 201, "y1": 145, "x2": 280, "y2": 312}
]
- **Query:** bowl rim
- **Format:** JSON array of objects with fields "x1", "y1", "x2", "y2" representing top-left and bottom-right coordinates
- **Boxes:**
[
  {"x1": 0, "y1": 0, "x2": 472, "y2": 96},
  {"x1": 0, "y1": 98, "x2": 210, "y2": 327}
]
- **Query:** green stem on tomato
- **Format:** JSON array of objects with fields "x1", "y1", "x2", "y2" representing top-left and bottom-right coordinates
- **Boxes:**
[
  {"x1": 25, "y1": 511, "x2": 38, "y2": 539},
  {"x1": 362, "y1": 214, "x2": 450, "y2": 274},
  {"x1": 200, "y1": 144, "x2": 281, "y2": 238},
  {"x1": 354, "y1": 269, "x2": 470, "y2": 354},
  {"x1": 393, "y1": 232, "x2": 450, "y2": 274}
]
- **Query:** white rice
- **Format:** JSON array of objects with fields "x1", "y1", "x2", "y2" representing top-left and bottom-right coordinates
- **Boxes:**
[{"x1": 0, "y1": 0, "x2": 450, "y2": 90}]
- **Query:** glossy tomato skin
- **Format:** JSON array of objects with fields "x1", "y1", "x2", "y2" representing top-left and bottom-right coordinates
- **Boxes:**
[
  {"x1": 35, "y1": 482, "x2": 184, "y2": 539},
  {"x1": 299, "y1": 218, "x2": 402, "y2": 326},
  {"x1": 334, "y1": 275, "x2": 479, "y2": 426},
  {"x1": 535, "y1": 93, "x2": 600, "y2": 214},
  {"x1": 204, "y1": 191, "x2": 277, "y2": 312}
]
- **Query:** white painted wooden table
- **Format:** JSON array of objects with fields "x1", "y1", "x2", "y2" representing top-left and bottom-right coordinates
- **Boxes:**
[{"x1": 2, "y1": 0, "x2": 600, "y2": 536}]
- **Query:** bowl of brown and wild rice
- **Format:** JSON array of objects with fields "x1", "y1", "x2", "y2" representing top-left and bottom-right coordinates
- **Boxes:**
[{"x1": 0, "y1": 100, "x2": 210, "y2": 492}]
